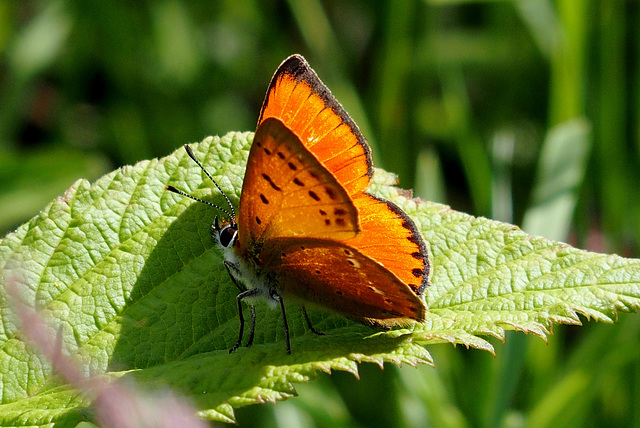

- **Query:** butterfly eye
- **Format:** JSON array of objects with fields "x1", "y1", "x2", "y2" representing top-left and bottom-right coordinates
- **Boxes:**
[{"x1": 218, "y1": 224, "x2": 238, "y2": 248}]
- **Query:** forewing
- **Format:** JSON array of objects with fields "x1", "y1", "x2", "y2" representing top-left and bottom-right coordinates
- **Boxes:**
[
  {"x1": 237, "y1": 118, "x2": 359, "y2": 250},
  {"x1": 259, "y1": 55, "x2": 372, "y2": 196}
]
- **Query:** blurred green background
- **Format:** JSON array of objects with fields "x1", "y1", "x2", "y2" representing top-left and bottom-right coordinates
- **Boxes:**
[{"x1": 2, "y1": 0, "x2": 639, "y2": 427}]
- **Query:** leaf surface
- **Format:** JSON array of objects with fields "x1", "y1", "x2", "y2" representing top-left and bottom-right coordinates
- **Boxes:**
[{"x1": 1, "y1": 132, "x2": 639, "y2": 424}]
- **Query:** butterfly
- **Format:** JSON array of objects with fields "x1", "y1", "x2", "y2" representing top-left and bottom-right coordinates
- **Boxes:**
[{"x1": 167, "y1": 54, "x2": 430, "y2": 354}]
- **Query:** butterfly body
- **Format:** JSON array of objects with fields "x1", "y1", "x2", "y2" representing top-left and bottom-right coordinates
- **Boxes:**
[
  {"x1": 169, "y1": 55, "x2": 430, "y2": 354},
  {"x1": 212, "y1": 222, "x2": 274, "y2": 307}
]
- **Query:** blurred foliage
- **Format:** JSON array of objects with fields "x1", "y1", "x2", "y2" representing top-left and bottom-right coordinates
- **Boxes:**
[{"x1": 1, "y1": 0, "x2": 639, "y2": 427}]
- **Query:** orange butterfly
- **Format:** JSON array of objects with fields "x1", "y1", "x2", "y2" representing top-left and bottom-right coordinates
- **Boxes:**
[{"x1": 167, "y1": 54, "x2": 429, "y2": 354}]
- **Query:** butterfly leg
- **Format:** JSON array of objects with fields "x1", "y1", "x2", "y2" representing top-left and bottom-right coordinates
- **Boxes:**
[
  {"x1": 301, "y1": 306, "x2": 325, "y2": 336},
  {"x1": 246, "y1": 305, "x2": 256, "y2": 347},
  {"x1": 223, "y1": 261, "x2": 257, "y2": 349},
  {"x1": 229, "y1": 288, "x2": 260, "y2": 354},
  {"x1": 224, "y1": 261, "x2": 247, "y2": 292},
  {"x1": 271, "y1": 291, "x2": 291, "y2": 355}
]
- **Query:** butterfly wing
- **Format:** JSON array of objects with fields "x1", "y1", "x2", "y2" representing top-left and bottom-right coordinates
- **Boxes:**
[
  {"x1": 258, "y1": 54, "x2": 430, "y2": 296},
  {"x1": 266, "y1": 237, "x2": 426, "y2": 327},
  {"x1": 259, "y1": 55, "x2": 372, "y2": 196},
  {"x1": 237, "y1": 117, "x2": 360, "y2": 251},
  {"x1": 351, "y1": 194, "x2": 430, "y2": 295}
]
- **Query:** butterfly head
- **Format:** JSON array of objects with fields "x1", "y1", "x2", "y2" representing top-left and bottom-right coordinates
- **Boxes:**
[
  {"x1": 212, "y1": 216, "x2": 238, "y2": 249},
  {"x1": 167, "y1": 144, "x2": 239, "y2": 249}
]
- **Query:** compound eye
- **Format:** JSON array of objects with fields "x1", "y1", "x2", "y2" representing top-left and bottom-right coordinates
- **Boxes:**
[{"x1": 218, "y1": 225, "x2": 237, "y2": 248}]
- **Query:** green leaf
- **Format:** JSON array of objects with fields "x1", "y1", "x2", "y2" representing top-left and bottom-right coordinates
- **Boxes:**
[{"x1": 1, "y1": 131, "x2": 640, "y2": 424}]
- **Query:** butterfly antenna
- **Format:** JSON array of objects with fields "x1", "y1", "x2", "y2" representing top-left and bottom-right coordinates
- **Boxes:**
[
  {"x1": 183, "y1": 145, "x2": 237, "y2": 219},
  {"x1": 180, "y1": 144, "x2": 237, "y2": 219},
  {"x1": 166, "y1": 145, "x2": 237, "y2": 221},
  {"x1": 165, "y1": 185, "x2": 235, "y2": 221}
]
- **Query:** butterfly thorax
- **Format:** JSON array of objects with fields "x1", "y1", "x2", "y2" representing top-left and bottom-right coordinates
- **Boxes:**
[{"x1": 212, "y1": 218, "x2": 282, "y2": 307}]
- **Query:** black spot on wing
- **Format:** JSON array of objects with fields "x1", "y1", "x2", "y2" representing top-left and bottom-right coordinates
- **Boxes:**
[
  {"x1": 262, "y1": 173, "x2": 281, "y2": 191},
  {"x1": 325, "y1": 186, "x2": 336, "y2": 199}
]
